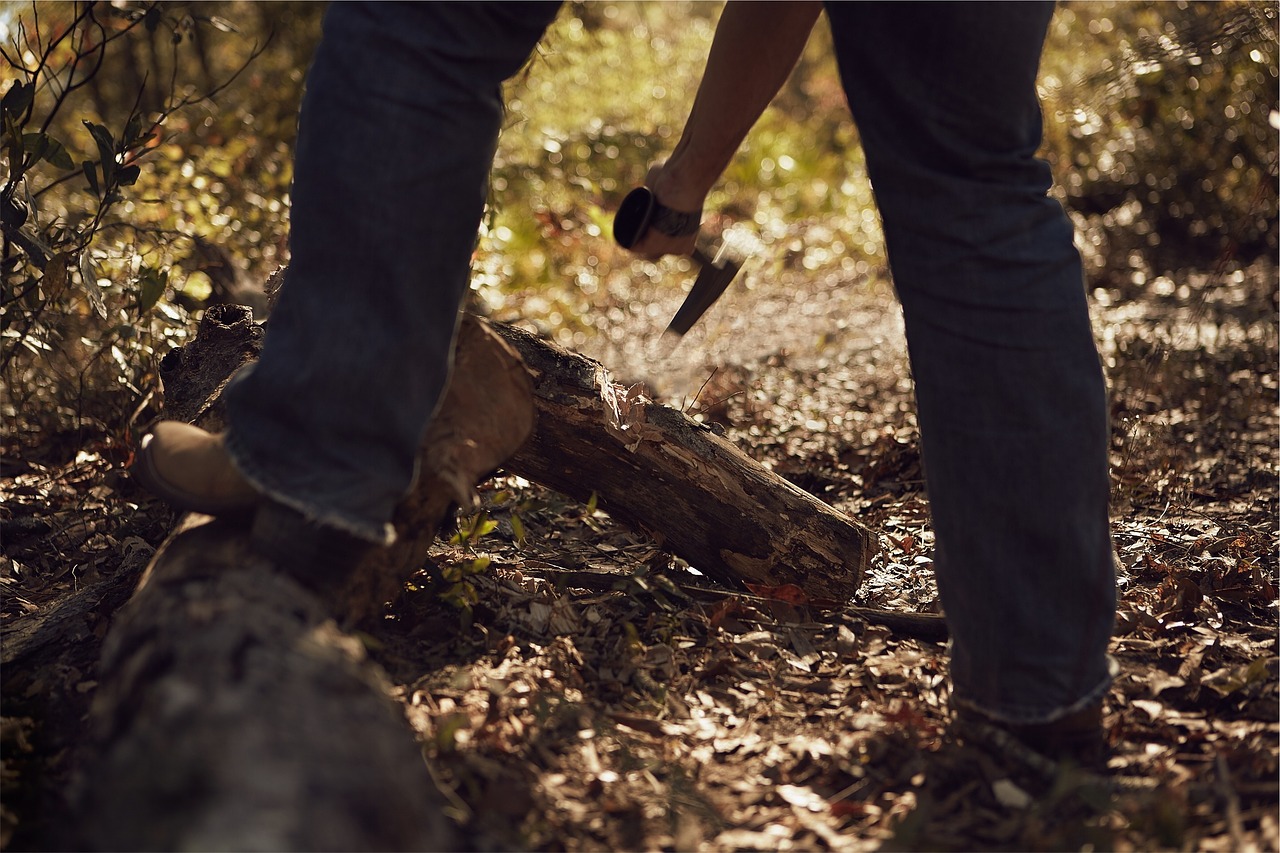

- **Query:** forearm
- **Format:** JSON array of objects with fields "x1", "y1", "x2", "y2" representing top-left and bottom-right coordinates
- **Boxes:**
[{"x1": 655, "y1": 1, "x2": 823, "y2": 209}]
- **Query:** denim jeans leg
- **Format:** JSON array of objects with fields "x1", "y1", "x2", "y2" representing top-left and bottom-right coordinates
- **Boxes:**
[
  {"x1": 824, "y1": 2, "x2": 1116, "y2": 722},
  {"x1": 223, "y1": 2, "x2": 561, "y2": 545}
]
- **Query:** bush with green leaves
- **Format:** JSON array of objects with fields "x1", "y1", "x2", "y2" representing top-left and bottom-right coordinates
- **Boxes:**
[
  {"x1": 1041, "y1": 1, "x2": 1278, "y2": 269},
  {"x1": 481, "y1": 2, "x2": 1276, "y2": 334},
  {"x1": 1, "y1": 2, "x2": 308, "y2": 454}
]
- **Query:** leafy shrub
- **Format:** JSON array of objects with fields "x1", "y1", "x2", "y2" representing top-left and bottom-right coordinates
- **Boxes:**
[
  {"x1": 1, "y1": 2, "x2": 315, "y2": 457},
  {"x1": 1041, "y1": 1, "x2": 1278, "y2": 270}
]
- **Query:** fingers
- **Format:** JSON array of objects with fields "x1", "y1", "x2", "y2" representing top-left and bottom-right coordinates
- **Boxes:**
[
  {"x1": 629, "y1": 228, "x2": 698, "y2": 261},
  {"x1": 625, "y1": 161, "x2": 705, "y2": 260}
]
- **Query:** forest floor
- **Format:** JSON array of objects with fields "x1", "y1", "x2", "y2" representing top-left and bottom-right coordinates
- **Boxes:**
[{"x1": 2, "y1": 248, "x2": 1277, "y2": 851}]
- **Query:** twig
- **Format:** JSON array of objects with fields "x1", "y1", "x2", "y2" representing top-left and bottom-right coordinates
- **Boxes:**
[
  {"x1": 509, "y1": 560, "x2": 950, "y2": 639},
  {"x1": 421, "y1": 747, "x2": 473, "y2": 823},
  {"x1": 684, "y1": 366, "x2": 718, "y2": 413},
  {"x1": 1214, "y1": 751, "x2": 1248, "y2": 851},
  {"x1": 848, "y1": 605, "x2": 948, "y2": 640}
]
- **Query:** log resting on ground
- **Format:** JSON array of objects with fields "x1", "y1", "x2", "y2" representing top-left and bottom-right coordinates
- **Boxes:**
[
  {"x1": 74, "y1": 516, "x2": 459, "y2": 852},
  {"x1": 75, "y1": 303, "x2": 874, "y2": 847},
  {"x1": 491, "y1": 322, "x2": 873, "y2": 601},
  {"x1": 72, "y1": 315, "x2": 535, "y2": 849},
  {"x1": 155, "y1": 306, "x2": 874, "y2": 602}
]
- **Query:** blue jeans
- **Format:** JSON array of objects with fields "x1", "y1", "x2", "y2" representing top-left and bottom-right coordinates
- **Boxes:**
[
  {"x1": 226, "y1": 1, "x2": 1115, "y2": 724},
  {"x1": 225, "y1": 2, "x2": 561, "y2": 544},
  {"x1": 824, "y1": 2, "x2": 1116, "y2": 723}
]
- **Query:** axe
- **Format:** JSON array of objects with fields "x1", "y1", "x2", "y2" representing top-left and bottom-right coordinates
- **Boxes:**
[{"x1": 613, "y1": 186, "x2": 744, "y2": 337}]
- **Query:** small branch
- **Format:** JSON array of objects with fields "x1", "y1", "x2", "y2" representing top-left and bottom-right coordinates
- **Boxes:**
[
  {"x1": 27, "y1": 2, "x2": 96, "y2": 128},
  {"x1": 0, "y1": 279, "x2": 43, "y2": 309},
  {"x1": 509, "y1": 560, "x2": 948, "y2": 639},
  {"x1": 1214, "y1": 751, "x2": 1247, "y2": 851},
  {"x1": 685, "y1": 367, "x2": 718, "y2": 413},
  {"x1": 0, "y1": 266, "x2": 60, "y2": 373},
  {"x1": 0, "y1": 44, "x2": 30, "y2": 73},
  {"x1": 32, "y1": 167, "x2": 88, "y2": 199},
  {"x1": 167, "y1": 30, "x2": 274, "y2": 110},
  {"x1": 0, "y1": 227, "x2": 49, "y2": 271}
]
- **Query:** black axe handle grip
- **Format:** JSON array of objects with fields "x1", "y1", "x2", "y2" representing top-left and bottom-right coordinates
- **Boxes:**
[
  {"x1": 613, "y1": 186, "x2": 700, "y2": 249},
  {"x1": 613, "y1": 186, "x2": 656, "y2": 250}
]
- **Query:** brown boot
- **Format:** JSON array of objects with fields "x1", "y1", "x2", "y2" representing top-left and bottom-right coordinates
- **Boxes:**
[{"x1": 132, "y1": 421, "x2": 259, "y2": 515}]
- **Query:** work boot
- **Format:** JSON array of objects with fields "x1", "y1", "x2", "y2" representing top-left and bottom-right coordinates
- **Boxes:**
[
  {"x1": 249, "y1": 499, "x2": 375, "y2": 601},
  {"x1": 954, "y1": 701, "x2": 1107, "y2": 770},
  {"x1": 135, "y1": 421, "x2": 374, "y2": 607},
  {"x1": 132, "y1": 421, "x2": 259, "y2": 515}
]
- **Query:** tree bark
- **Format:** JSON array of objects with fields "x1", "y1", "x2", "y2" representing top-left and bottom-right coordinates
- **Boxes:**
[
  {"x1": 74, "y1": 516, "x2": 459, "y2": 852},
  {"x1": 72, "y1": 315, "x2": 535, "y2": 849},
  {"x1": 492, "y1": 323, "x2": 873, "y2": 600},
  {"x1": 154, "y1": 308, "x2": 873, "y2": 602},
  {"x1": 71, "y1": 302, "x2": 873, "y2": 848}
]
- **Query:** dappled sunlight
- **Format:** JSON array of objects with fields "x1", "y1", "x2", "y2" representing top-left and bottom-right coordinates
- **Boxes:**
[{"x1": 2, "y1": 2, "x2": 1277, "y2": 850}]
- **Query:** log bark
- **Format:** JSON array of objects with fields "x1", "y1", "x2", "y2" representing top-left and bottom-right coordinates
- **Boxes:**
[
  {"x1": 74, "y1": 516, "x2": 459, "y2": 852},
  {"x1": 492, "y1": 323, "x2": 873, "y2": 600},
  {"x1": 73, "y1": 316, "x2": 535, "y2": 849},
  {"x1": 156, "y1": 302, "x2": 263, "y2": 431},
  {"x1": 74, "y1": 302, "x2": 873, "y2": 848}
]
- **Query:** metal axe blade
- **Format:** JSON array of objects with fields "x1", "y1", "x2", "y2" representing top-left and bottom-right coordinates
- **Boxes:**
[
  {"x1": 612, "y1": 185, "x2": 746, "y2": 338},
  {"x1": 664, "y1": 246, "x2": 744, "y2": 337}
]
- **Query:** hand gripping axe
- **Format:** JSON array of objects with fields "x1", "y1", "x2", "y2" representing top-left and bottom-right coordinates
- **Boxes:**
[{"x1": 613, "y1": 186, "x2": 744, "y2": 337}]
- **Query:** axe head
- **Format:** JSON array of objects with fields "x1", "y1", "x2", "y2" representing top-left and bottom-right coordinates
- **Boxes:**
[
  {"x1": 664, "y1": 248, "x2": 743, "y2": 337},
  {"x1": 613, "y1": 185, "x2": 746, "y2": 338}
]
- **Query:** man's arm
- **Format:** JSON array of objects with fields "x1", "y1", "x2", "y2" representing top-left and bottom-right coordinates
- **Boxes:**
[{"x1": 630, "y1": 1, "x2": 823, "y2": 258}]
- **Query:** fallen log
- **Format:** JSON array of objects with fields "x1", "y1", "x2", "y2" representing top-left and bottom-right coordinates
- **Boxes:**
[
  {"x1": 492, "y1": 323, "x2": 873, "y2": 600},
  {"x1": 74, "y1": 316, "x2": 534, "y2": 849},
  {"x1": 151, "y1": 306, "x2": 874, "y2": 602},
  {"x1": 74, "y1": 516, "x2": 459, "y2": 852},
  {"x1": 75, "y1": 301, "x2": 873, "y2": 847}
]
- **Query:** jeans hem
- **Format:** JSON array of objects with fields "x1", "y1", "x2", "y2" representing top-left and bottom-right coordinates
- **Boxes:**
[
  {"x1": 223, "y1": 431, "x2": 396, "y2": 547},
  {"x1": 952, "y1": 655, "x2": 1118, "y2": 726}
]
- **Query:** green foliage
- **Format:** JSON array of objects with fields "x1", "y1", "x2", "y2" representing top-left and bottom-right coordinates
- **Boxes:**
[
  {"x1": 1040, "y1": 2, "x2": 1278, "y2": 264},
  {"x1": 1, "y1": 1, "x2": 317, "y2": 455},
  {"x1": 3, "y1": 1, "x2": 1274, "y2": 457},
  {"x1": 476, "y1": 4, "x2": 880, "y2": 337},
  {"x1": 451, "y1": 511, "x2": 499, "y2": 547},
  {"x1": 477, "y1": 2, "x2": 1276, "y2": 340},
  {"x1": 431, "y1": 511, "x2": 499, "y2": 614}
]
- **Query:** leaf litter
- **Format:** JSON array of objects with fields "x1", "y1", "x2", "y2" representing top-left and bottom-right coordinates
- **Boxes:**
[{"x1": 1, "y1": 257, "x2": 1277, "y2": 850}]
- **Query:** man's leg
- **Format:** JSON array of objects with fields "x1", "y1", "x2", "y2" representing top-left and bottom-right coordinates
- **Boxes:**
[
  {"x1": 823, "y1": 2, "x2": 1116, "y2": 726},
  {"x1": 223, "y1": 2, "x2": 560, "y2": 551}
]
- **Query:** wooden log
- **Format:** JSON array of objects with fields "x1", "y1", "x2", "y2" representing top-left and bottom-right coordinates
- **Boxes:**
[
  {"x1": 492, "y1": 323, "x2": 873, "y2": 600},
  {"x1": 151, "y1": 308, "x2": 873, "y2": 603},
  {"x1": 156, "y1": 302, "x2": 263, "y2": 432},
  {"x1": 74, "y1": 516, "x2": 459, "y2": 852},
  {"x1": 73, "y1": 304, "x2": 874, "y2": 847}
]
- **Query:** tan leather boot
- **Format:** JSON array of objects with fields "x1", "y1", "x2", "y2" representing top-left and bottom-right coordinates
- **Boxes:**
[{"x1": 133, "y1": 421, "x2": 260, "y2": 515}]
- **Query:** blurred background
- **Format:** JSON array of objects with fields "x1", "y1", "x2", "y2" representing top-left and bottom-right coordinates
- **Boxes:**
[{"x1": 2, "y1": 1, "x2": 1276, "y2": 456}]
